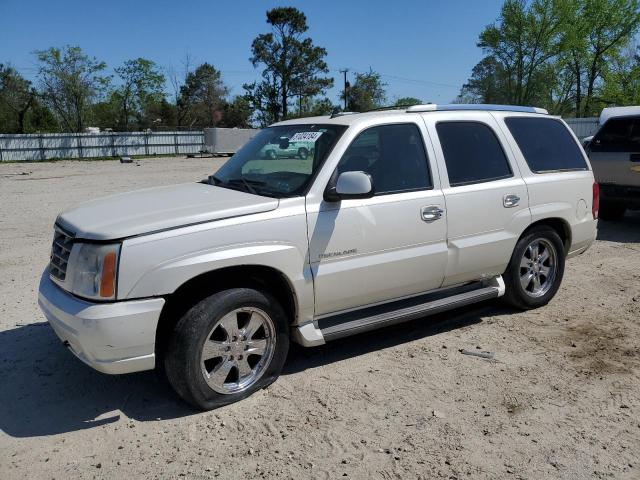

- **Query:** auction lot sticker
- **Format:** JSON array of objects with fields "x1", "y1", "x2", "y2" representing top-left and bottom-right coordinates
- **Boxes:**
[{"x1": 290, "y1": 132, "x2": 323, "y2": 142}]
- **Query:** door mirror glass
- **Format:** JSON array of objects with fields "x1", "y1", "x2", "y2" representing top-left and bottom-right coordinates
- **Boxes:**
[{"x1": 326, "y1": 171, "x2": 374, "y2": 201}]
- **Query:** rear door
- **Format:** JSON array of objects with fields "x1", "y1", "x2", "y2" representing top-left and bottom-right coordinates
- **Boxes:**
[
  {"x1": 588, "y1": 116, "x2": 640, "y2": 187},
  {"x1": 423, "y1": 111, "x2": 531, "y2": 287}
]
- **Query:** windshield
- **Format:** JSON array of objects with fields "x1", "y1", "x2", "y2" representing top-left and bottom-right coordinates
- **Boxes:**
[{"x1": 211, "y1": 124, "x2": 347, "y2": 197}]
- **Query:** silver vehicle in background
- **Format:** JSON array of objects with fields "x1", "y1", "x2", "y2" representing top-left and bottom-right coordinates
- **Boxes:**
[{"x1": 584, "y1": 106, "x2": 640, "y2": 220}]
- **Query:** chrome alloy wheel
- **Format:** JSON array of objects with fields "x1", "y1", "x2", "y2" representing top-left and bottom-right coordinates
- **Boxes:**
[
  {"x1": 519, "y1": 238, "x2": 557, "y2": 298},
  {"x1": 200, "y1": 307, "x2": 276, "y2": 395}
]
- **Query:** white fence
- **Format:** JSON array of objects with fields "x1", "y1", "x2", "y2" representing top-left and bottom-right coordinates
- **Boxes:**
[
  {"x1": 564, "y1": 117, "x2": 600, "y2": 138},
  {"x1": 0, "y1": 117, "x2": 602, "y2": 162},
  {"x1": 0, "y1": 131, "x2": 204, "y2": 162}
]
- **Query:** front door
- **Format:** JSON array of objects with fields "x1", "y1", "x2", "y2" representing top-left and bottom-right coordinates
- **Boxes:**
[{"x1": 307, "y1": 122, "x2": 448, "y2": 316}]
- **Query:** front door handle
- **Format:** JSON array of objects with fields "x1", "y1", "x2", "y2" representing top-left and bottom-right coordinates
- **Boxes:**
[
  {"x1": 421, "y1": 205, "x2": 444, "y2": 222},
  {"x1": 503, "y1": 194, "x2": 520, "y2": 208}
]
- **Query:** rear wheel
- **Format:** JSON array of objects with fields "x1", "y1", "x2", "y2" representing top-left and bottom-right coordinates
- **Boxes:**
[
  {"x1": 502, "y1": 226, "x2": 565, "y2": 310},
  {"x1": 164, "y1": 288, "x2": 289, "y2": 410},
  {"x1": 298, "y1": 147, "x2": 309, "y2": 160},
  {"x1": 598, "y1": 199, "x2": 626, "y2": 221}
]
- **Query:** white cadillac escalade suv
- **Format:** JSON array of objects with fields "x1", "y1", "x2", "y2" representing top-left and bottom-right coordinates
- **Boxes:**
[{"x1": 38, "y1": 104, "x2": 598, "y2": 410}]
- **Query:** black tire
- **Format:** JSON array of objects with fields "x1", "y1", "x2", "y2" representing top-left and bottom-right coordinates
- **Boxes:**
[
  {"x1": 298, "y1": 147, "x2": 309, "y2": 160},
  {"x1": 598, "y1": 199, "x2": 626, "y2": 221},
  {"x1": 502, "y1": 226, "x2": 565, "y2": 310},
  {"x1": 265, "y1": 149, "x2": 277, "y2": 160},
  {"x1": 164, "y1": 288, "x2": 289, "y2": 410}
]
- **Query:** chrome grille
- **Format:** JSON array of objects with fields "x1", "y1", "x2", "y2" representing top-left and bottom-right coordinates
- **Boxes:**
[{"x1": 49, "y1": 228, "x2": 74, "y2": 282}]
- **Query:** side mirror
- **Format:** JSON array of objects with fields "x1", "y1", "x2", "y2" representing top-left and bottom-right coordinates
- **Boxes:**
[
  {"x1": 324, "y1": 171, "x2": 374, "y2": 202},
  {"x1": 581, "y1": 136, "x2": 593, "y2": 150}
]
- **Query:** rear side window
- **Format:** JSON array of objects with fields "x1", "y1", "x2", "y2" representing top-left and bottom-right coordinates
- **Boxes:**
[
  {"x1": 590, "y1": 116, "x2": 640, "y2": 152},
  {"x1": 505, "y1": 117, "x2": 587, "y2": 172},
  {"x1": 337, "y1": 123, "x2": 432, "y2": 195},
  {"x1": 436, "y1": 121, "x2": 512, "y2": 187}
]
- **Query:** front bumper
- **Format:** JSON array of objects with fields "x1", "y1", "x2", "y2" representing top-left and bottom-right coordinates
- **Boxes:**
[{"x1": 37, "y1": 271, "x2": 165, "y2": 374}]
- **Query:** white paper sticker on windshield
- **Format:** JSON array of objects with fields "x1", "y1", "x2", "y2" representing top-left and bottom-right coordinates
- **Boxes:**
[{"x1": 289, "y1": 131, "x2": 323, "y2": 142}]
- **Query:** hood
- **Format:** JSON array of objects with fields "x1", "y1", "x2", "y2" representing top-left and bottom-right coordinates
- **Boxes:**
[{"x1": 57, "y1": 183, "x2": 279, "y2": 240}]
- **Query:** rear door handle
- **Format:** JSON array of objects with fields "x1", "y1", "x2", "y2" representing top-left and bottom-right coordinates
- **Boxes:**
[
  {"x1": 503, "y1": 194, "x2": 520, "y2": 208},
  {"x1": 421, "y1": 205, "x2": 444, "y2": 222}
]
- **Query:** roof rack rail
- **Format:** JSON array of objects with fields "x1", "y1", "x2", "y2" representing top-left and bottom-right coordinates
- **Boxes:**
[
  {"x1": 364, "y1": 104, "x2": 427, "y2": 113},
  {"x1": 330, "y1": 111, "x2": 360, "y2": 119},
  {"x1": 406, "y1": 104, "x2": 548, "y2": 115}
]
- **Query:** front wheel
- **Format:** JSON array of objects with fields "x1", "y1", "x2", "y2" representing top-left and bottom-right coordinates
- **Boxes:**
[
  {"x1": 502, "y1": 226, "x2": 565, "y2": 310},
  {"x1": 164, "y1": 288, "x2": 289, "y2": 410}
]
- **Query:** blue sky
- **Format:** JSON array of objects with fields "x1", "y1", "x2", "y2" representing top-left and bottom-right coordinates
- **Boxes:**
[{"x1": 0, "y1": 0, "x2": 505, "y2": 104}]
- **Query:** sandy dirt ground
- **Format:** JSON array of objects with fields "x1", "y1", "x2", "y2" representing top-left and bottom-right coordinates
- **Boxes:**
[{"x1": 0, "y1": 156, "x2": 639, "y2": 480}]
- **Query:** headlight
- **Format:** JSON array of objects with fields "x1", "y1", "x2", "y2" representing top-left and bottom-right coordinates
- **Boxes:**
[{"x1": 67, "y1": 243, "x2": 120, "y2": 301}]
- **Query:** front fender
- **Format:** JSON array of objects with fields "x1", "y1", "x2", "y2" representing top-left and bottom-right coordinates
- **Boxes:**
[{"x1": 116, "y1": 201, "x2": 314, "y2": 324}]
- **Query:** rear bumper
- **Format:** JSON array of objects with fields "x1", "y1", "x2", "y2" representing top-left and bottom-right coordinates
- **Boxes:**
[
  {"x1": 37, "y1": 271, "x2": 164, "y2": 374},
  {"x1": 567, "y1": 218, "x2": 598, "y2": 259}
]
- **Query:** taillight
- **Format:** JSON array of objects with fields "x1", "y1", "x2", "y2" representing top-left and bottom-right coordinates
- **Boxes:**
[{"x1": 592, "y1": 182, "x2": 599, "y2": 219}]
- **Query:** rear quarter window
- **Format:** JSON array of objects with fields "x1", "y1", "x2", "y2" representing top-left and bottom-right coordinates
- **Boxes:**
[{"x1": 505, "y1": 117, "x2": 587, "y2": 173}]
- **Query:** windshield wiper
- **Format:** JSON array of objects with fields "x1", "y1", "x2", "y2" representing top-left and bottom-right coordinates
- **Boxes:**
[
  {"x1": 208, "y1": 175, "x2": 269, "y2": 195},
  {"x1": 225, "y1": 177, "x2": 268, "y2": 195}
]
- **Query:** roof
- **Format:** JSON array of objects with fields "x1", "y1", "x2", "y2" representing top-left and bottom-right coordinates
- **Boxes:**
[
  {"x1": 272, "y1": 104, "x2": 549, "y2": 127},
  {"x1": 599, "y1": 106, "x2": 640, "y2": 124}
]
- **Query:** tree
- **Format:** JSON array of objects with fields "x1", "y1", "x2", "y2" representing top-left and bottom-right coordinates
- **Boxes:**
[
  {"x1": 218, "y1": 96, "x2": 252, "y2": 128},
  {"x1": 249, "y1": 7, "x2": 333, "y2": 122},
  {"x1": 0, "y1": 64, "x2": 58, "y2": 133},
  {"x1": 476, "y1": 0, "x2": 566, "y2": 106},
  {"x1": 561, "y1": 0, "x2": 640, "y2": 116},
  {"x1": 394, "y1": 97, "x2": 422, "y2": 107},
  {"x1": 462, "y1": 0, "x2": 640, "y2": 116},
  {"x1": 243, "y1": 75, "x2": 280, "y2": 126},
  {"x1": 35, "y1": 46, "x2": 109, "y2": 132},
  {"x1": 177, "y1": 63, "x2": 228, "y2": 127},
  {"x1": 600, "y1": 44, "x2": 640, "y2": 106},
  {"x1": 342, "y1": 70, "x2": 387, "y2": 111},
  {"x1": 0, "y1": 64, "x2": 36, "y2": 133},
  {"x1": 457, "y1": 56, "x2": 511, "y2": 104},
  {"x1": 113, "y1": 58, "x2": 166, "y2": 130}
]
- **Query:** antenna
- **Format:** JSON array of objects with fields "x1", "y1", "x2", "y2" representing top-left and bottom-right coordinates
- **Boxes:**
[{"x1": 339, "y1": 69, "x2": 350, "y2": 110}]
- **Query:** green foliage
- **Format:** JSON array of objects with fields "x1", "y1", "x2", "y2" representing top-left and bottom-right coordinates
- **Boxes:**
[
  {"x1": 219, "y1": 96, "x2": 252, "y2": 128},
  {"x1": 35, "y1": 45, "x2": 110, "y2": 132},
  {"x1": 342, "y1": 70, "x2": 387, "y2": 111},
  {"x1": 394, "y1": 97, "x2": 422, "y2": 107},
  {"x1": 561, "y1": 0, "x2": 640, "y2": 115},
  {"x1": 113, "y1": 58, "x2": 166, "y2": 130},
  {"x1": 177, "y1": 63, "x2": 228, "y2": 127},
  {"x1": 0, "y1": 64, "x2": 36, "y2": 133},
  {"x1": 462, "y1": 0, "x2": 640, "y2": 116},
  {"x1": 600, "y1": 45, "x2": 640, "y2": 106},
  {"x1": 0, "y1": 64, "x2": 58, "y2": 133},
  {"x1": 477, "y1": 0, "x2": 566, "y2": 105},
  {"x1": 247, "y1": 7, "x2": 333, "y2": 125}
]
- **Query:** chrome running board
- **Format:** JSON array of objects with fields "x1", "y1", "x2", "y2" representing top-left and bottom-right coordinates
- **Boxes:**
[{"x1": 318, "y1": 276, "x2": 504, "y2": 341}]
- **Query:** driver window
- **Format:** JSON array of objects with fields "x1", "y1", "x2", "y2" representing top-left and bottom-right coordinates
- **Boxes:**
[{"x1": 337, "y1": 123, "x2": 432, "y2": 195}]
